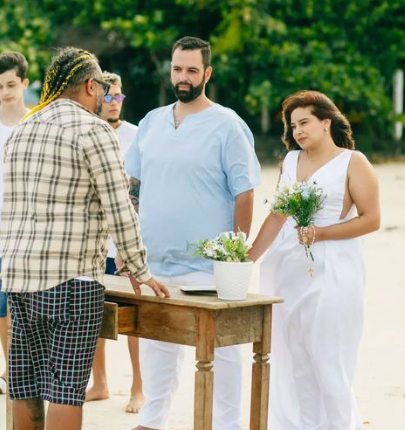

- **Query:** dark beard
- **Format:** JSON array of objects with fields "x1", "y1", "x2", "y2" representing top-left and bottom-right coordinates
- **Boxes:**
[
  {"x1": 94, "y1": 92, "x2": 103, "y2": 116},
  {"x1": 107, "y1": 118, "x2": 120, "y2": 123},
  {"x1": 172, "y1": 79, "x2": 205, "y2": 103}
]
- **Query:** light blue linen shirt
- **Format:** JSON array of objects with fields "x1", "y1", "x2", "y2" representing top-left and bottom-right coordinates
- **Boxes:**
[{"x1": 125, "y1": 103, "x2": 261, "y2": 277}]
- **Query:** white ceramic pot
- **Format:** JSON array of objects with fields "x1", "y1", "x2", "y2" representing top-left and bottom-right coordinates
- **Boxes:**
[{"x1": 213, "y1": 260, "x2": 253, "y2": 301}]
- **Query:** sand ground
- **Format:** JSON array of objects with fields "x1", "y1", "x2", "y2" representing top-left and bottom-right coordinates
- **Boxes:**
[{"x1": 1, "y1": 162, "x2": 404, "y2": 430}]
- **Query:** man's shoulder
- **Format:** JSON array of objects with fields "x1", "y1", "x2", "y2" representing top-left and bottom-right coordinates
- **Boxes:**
[
  {"x1": 211, "y1": 104, "x2": 254, "y2": 145},
  {"x1": 30, "y1": 99, "x2": 107, "y2": 133},
  {"x1": 140, "y1": 104, "x2": 174, "y2": 127},
  {"x1": 120, "y1": 121, "x2": 138, "y2": 132},
  {"x1": 0, "y1": 127, "x2": 15, "y2": 150},
  {"x1": 0, "y1": 119, "x2": 15, "y2": 140},
  {"x1": 117, "y1": 121, "x2": 138, "y2": 150},
  {"x1": 212, "y1": 104, "x2": 249, "y2": 126}
]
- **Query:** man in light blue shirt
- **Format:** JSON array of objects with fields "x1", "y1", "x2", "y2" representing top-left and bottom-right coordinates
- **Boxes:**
[{"x1": 125, "y1": 36, "x2": 261, "y2": 430}]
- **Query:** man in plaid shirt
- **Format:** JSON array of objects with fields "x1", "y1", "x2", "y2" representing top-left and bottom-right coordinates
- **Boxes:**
[{"x1": 0, "y1": 46, "x2": 169, "y2": 430}]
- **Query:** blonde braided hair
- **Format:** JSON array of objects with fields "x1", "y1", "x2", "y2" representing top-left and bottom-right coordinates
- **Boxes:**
[{"x1": 24, "y1": 47, "x2": 99, "y2": 119}]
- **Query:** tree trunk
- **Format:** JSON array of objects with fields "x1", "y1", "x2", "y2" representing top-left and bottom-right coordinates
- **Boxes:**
[
  {"x1": 393, "y1": 69, "x2": 403, "y2": 141},
  {"x1": 261, "y1": 107, "x2": 269, "y2": 134},
  {"x1": 208, "y1": 83, "x2": 218, "y2": 102}
]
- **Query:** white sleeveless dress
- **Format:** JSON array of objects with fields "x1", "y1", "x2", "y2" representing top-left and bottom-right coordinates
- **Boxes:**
[{"x1": 260, "y1": 150, "x2": 364, "y2": 430}]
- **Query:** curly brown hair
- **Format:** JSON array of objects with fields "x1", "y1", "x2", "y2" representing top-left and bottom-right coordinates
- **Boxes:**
[{"x1": 281, "y1": 90, "x2": 355, "y2": 151}]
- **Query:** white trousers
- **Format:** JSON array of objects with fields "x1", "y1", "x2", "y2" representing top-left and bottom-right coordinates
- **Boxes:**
[{"x1": 137, "y1": 272, "x2": 243, "y2": 430}]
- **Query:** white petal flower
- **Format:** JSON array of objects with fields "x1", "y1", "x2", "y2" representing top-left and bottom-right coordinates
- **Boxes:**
[
  {"x1": 301, "y1": 190, "x2": 310, "y2": 200},
  {"x1": 205, "y1": 249, "x2": 214, "y2": 257}
]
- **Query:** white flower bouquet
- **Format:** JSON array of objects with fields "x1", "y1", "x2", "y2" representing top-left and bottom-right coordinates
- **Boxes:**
[
  {"x1": 190, "y1": 231, "x2": 251, "y2": 262},
  {"x1": 270, "y1": 181, "x2": 326, "y2": 269}
]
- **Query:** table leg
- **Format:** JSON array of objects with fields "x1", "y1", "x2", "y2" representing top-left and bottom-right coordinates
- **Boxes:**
[
  {"x1": 6, "y1": 304, "x2": 13, "y2": 430},
  {"x1": 194, "y1": 309, "x2": 215, "y2": 430},
  {"x1": 250, "y1": 305, "x2": 272, "y2": 430}
]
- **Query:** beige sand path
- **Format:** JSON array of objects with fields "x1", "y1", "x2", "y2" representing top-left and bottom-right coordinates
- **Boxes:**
[{"x1": 1, "y1": 163, "x2": 404, "y2": 429}]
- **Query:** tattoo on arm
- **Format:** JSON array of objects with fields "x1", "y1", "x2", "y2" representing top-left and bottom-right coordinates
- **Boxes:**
[{"x1": 129, "y1": 176, "x2": 141, "y2": 213}]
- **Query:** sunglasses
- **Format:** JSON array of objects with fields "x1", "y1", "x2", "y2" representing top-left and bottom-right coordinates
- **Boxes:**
[
  {"x1": 104, "y1": 94, "x2": 126, "y2": 103},
  {"x1": 93, "y1": 78, "x2": 111, "y2": 97}
]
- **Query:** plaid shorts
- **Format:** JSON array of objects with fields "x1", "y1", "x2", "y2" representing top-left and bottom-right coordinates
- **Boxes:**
[
  {"x1": 0, "y1": 258, "x2": 7, "y2": 318},
  {"x1": 8, "y1": 279, "x2": 104, "y2": 406}
]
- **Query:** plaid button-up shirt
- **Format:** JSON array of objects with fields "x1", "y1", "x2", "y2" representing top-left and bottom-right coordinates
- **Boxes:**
[{"x1": 1, "y1": 99, "x2": 151, "y2": 292}]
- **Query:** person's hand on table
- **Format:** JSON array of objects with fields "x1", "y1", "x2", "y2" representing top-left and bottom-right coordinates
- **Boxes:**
[
  {"x1": 129, "y1": 275, "x2": 171, "y2": 298},
  {"x1": 115, "y1": 255, "x2": 170, "y2": 298}
]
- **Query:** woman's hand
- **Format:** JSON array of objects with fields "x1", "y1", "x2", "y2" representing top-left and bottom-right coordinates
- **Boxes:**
[{"x1": 296, "y1": 225, "x2": 318, "y2": 245}]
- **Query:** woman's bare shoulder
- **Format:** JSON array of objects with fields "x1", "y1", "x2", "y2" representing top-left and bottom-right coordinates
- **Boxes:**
[
  {"x1": 348, "y1": 150, "x2": 377, "y2": 180},
  {"x1": 349, "y1": 150, "x2": 373, "y2": 169}
]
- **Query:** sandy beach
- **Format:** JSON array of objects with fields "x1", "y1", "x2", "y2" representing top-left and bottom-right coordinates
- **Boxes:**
[{"x1": 1, "y1": 162, "x2": 404, "y2": 430}]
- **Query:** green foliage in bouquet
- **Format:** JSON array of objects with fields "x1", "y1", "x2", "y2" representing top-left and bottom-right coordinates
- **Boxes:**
[
  {"x1": 271, "y1": 181, "x2": 326, "y2": 227},
  {"x1": 190, "y1": 231, "x2": 251, "y2": 262}
]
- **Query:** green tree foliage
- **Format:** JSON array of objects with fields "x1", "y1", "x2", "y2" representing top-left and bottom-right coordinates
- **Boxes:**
[{"x1": 1, "y1": 0, "x2": 404, "y2": 153}]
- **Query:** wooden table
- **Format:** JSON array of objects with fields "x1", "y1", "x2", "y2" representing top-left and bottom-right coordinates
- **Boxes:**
[
  {"x1": 6, "y1": 275, "x2": 283, "y2": 430},
  {"x1": 100, "y1": 275, "x2": 283, "y2": 430}
]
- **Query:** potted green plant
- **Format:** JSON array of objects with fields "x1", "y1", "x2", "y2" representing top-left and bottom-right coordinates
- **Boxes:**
[{"x1": 191, "y1": 231, "x2": 253, "y2": 300}]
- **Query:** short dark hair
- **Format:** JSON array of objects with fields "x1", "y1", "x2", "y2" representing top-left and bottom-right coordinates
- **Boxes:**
[
  {"x1": 282, "y1": 90, "x2": 355, "y2": 150},
  {"x1": 172, "y1": 37, "x2": 211, "y2": 69},
  {"x1": 0, "y1": 51, "x2": 28, "y2": 80}
]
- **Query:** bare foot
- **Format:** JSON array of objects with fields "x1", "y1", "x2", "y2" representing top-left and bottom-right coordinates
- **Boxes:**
[
  {"x1": 125, "y1": 392, "x2": 146, "y2": 413},
  {"x1": 85, "y1": 386, "x2": 109, "y2": 402}
]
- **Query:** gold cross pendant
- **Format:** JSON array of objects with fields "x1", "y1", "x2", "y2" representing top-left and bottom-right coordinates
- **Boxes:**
[{"x1": 308, "y1": 267, "x2": 314, "y2": 277}]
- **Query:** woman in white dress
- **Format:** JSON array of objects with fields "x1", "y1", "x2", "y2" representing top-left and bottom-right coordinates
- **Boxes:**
[{"x1": 249, "y1": 90, "x2": 380, "y2": 430}]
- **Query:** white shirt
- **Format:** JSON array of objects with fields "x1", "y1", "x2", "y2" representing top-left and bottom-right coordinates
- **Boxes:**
[{"x1": 116, "y1": 121, "x2": 138, "y2": 156}]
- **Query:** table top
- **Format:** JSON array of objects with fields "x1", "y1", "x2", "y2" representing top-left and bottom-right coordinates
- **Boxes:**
[{"x1": 103, "y1": 274, "x2": 284, "y2": 310}]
